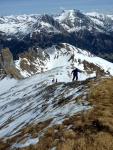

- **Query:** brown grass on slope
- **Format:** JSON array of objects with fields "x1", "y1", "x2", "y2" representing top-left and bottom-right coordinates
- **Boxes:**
[
  {"x1": 1, "y1": 77, "x2": 113, "y2": 150},
  {"x1": 19, "y1": 77, "x2": 113, "y2": 150}
]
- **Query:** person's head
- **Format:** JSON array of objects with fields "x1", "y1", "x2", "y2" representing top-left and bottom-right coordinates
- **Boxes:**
[{"x1": 74, "y1": 67, "x2": 77, "y2": 69}]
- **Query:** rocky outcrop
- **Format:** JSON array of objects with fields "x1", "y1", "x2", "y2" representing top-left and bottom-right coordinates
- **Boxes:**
[
  {"x1": 40, "y1": 14, "x2": 68, "y2": 34},
  {"x1": 18, "y1": 47, "x2": 50, "y2": 75},
  {"x1": 0, "y1": 48, "x2": 23, "y2": 79}
]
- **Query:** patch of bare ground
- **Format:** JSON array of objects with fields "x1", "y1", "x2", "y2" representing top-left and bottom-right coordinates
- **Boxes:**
[
  {"x1": 1, "y1": 77, "x2": 113, "y2": 150},
  {"x1": 83, "y1": 60, "x2": 107, "y2": 76}
]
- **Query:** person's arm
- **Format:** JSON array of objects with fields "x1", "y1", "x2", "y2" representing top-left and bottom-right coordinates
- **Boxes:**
[
  {"x1": 71, "y1": 70, "x2": 74, "y2": 74},
  {"x1": 77, "y1": 69, "x2": 82, "y2": 73}
]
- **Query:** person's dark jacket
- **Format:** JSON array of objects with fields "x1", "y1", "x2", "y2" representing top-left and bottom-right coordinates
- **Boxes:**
[{"x1": 71, "y1": 68, "x2": 81, "y2": 76}]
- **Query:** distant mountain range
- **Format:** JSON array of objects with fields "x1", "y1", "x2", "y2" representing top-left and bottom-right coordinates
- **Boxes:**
[{"x1": 0, "y1": 10, "x2": 113, "y2": 63}]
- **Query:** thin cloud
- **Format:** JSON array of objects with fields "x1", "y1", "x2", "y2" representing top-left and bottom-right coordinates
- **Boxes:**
[{"x1": 60, "y1": 7, "x2": 65, "y2": 10}]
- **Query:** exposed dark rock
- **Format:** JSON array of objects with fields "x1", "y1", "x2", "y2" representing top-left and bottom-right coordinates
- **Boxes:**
[
  {"x1": 0, "y1": 48, "x2": 23, "y2": 79},
  {"x1": 19, "y1": 46, "x2": 50, "y2": 74}
]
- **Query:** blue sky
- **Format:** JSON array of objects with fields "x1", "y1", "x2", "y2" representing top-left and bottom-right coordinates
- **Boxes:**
[{"x1": 0, "y1": 0, "x2": 113, "y2": 15}]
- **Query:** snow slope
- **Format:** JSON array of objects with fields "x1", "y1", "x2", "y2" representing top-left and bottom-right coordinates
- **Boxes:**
[
  {"x1": 45, "y1": 43, "x2": 113, "y2": 76},
  {"x1": 14, "y1": 43, "x2": 113, "y2": 79},
  {"x1": 0, "y1": 68, "x2": 91, "y2": 149},
  {"x1": 55, "y1": 10, "x2": 89, "y2": 32},
  {"x1": 0, "y1": 43, "x2": 113, "y2": 149},
  {"x1": 0, "y1": 77, "x2": 17, "y2": 95},
  {"x1": 0, "y1": 14, "x2": 40, "y2": 38},
  {"x1": 2, "y1": 42, "x2": 113, "y2": 96}
]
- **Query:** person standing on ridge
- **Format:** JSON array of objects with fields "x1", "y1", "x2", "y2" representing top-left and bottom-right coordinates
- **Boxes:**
[
  {"x1": 71, "y1": 67, "x2": 82, "y2": 81},
  {"x1": 52, "y1": 78, "x2": 55, "y2": 83},
  {"x1": 56, "y1": 78, "x2": 57, "y2": 83}
]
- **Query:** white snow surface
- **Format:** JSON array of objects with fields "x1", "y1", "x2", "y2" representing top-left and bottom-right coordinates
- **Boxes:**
[
  {"x1": 56, "y1": 10, "x2": 75, "y2": 22},
  {"x1": 0, "y1": 77, "x2": 17, "y2": 95},
  {"x1": 0, "y1": 14, "x2": 41, "y2": 37},
  {"x1": 85, "y1": 12, "x2": 113, "y2": 21},
  {"x1": 55, "y1": 10, "x2": 86, "y2": 32},
  {"x1": 85, "y1": 12, "x2": 106, "y2": 19}
]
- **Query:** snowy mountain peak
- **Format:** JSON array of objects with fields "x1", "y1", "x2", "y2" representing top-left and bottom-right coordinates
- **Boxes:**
[
  {"x1": 56, "y1": 9, "x2": 84, "y2": 23},
  {"x1": 55, "y1": 9, "x2": 94, "y2": 33},
  {"x1": 62, "y1": 9, "x2": 81, "y2": 14}
]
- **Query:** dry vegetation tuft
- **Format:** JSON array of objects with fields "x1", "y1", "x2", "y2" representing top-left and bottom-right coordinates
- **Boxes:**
[{"x1": 83, "y1": 60, "x2": 106, "y2": 76}]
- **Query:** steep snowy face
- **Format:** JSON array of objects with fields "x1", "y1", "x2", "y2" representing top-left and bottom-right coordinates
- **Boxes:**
[
  {"x1": 55, "y1": 10, "x2": 92, "y2": 32},
  {"x1": 55, "y1": 10, "x2": 113, "y2": 33},
  {"x1": 29, "y1": 14, "x2": 69, "y2": 42},
  {"x1": 107, "y1": 15, "x2": 113, "y2": 20},
  {"x1": 32, "y1": 14, "x2": 67, "y2": 35}
]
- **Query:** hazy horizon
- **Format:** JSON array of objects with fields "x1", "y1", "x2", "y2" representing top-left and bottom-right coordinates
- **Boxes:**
[{"x1": 0, "y1": 0, "x2": 113, "y2": 16}]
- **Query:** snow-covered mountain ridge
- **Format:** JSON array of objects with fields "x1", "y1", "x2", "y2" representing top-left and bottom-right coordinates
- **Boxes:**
[
  {"x1": 14, "y1": 43, "x2": 113, "y2": 79},
  {"x1": 55, "y1": 10, "x2": 113, "y2": 33},
  {"x1": 0, "y1": 10, "x2": 113, "y2": 38},
  {"x1": 1, "y1": 43, "x2": 113, "y2": 79},
  {"x1": 0, "y1": 13, "x2": 66, "y2": 39},
  {"x1": 86, "y1": 12, "x2": 113, "y2": 20},
  {"x1": 0, "y1": 14, "x2": 41, "y2": 38},
  {"x1": 1, "y1": 9, "x2": 113, "y2": 63}
]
